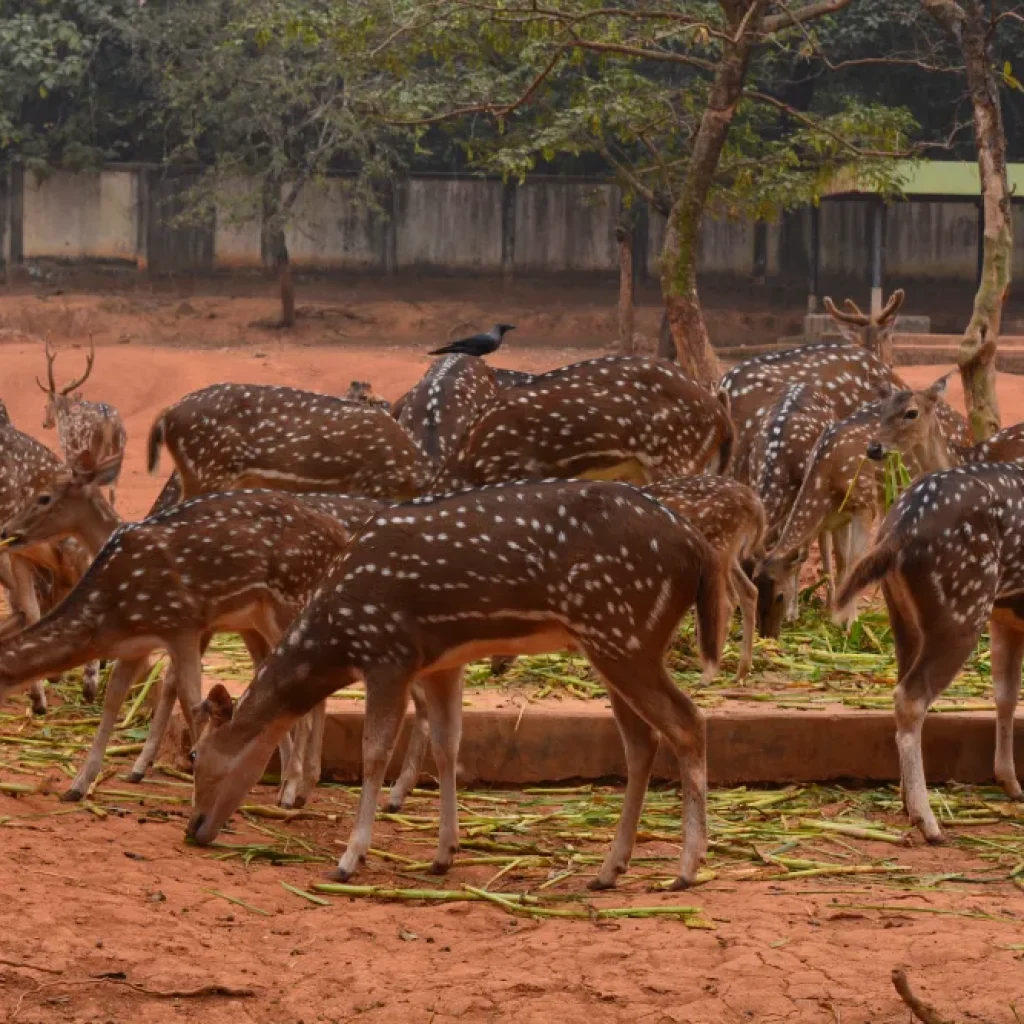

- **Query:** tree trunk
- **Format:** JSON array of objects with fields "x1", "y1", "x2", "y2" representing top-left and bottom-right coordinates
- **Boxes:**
[
  {"x1": 922, "y1": 0, "x2": 1010, "y2": 441},
  {"x1": 615, "y1": 220, "x2": 635, "y2": 353},
  {"x1": 657, "y1": 310, "x2": 675, "y2": 360},
  {"x1": 277, "y1": 247, "x2": 296, "y2": 328},
  {"x1": 659, "y1": 2, "x2": 765, "y2": 381}
]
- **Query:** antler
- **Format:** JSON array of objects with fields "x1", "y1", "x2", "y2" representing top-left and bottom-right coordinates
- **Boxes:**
[
  {"x1": 877, "y1": 288, "x2": 905, "y2": 325},
  {"x1": 35, "y1": 338, "x2": 58, "y2": 394},
  {"x1": 61, "y1": 339, "x2": 95, "y2": 395},
  {"x1": 823, "y1": 296, "x2": 870, "y2": 327}
]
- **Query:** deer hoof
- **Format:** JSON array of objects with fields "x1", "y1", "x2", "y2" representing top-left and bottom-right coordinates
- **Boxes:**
[
  {"x1": 428, "y1": 859, "x2": 452, "y2": 876},
  {"x1": 31, "y1": 702, "x2": 47, "y2": 717},
  {"x1": 60, "y1": 788, "x2": 85, "y2": 803},
  {"x1": 324, "y1": 866, "x2": 354, "y2": 883},
  {"x1": 666, "y1": 876, "x2": 694, "y2": 892},
  {"x1": 586, "y1": 875, "x2": 618, "y2": 892},
  {"x1": 126, "y1": 771, "x2": 145, "y2": 784}
]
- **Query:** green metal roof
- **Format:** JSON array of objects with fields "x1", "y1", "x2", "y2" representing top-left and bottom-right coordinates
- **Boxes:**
[{"x1": 826, "y1": 160, "x2": 1024, "y2": 198}]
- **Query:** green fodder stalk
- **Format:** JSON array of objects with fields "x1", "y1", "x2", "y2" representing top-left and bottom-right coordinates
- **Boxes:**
[{"x1": 883, "y1": 451, "x2": 912, "y2": 511}]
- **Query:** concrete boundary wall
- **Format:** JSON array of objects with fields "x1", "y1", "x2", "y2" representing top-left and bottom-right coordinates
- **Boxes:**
[{"x1": 5, "y1": 165, "x2": 1023, "y2": 289}]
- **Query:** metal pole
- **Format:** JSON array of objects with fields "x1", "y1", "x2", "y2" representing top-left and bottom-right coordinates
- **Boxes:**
[
  {"x1": 870, "y1": 199, "x2": 885, "y2": 317},
  {"x1": 807, "y1": 204, "x2": 820, "y2": 313}
]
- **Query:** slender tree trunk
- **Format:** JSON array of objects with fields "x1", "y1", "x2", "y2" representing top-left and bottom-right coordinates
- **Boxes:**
[
  {"x1": 277, "y1": 244, "x2": 296, "y2": 328},
  {"x1": 922, "y1": 0, "x2": 1010, "y2": 440},
  {"x1": 615, "y1": 217, "x2": 635, "y2": 353},
  {"x1": 659, "y1": 2, "x2": 765, "y2": 381},
  {"x1": 657, "y1": 310, "x2": 675, "y2": 360}
]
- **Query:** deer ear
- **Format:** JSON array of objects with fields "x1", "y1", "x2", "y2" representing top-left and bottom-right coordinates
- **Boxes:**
[
  {"x1": 92, "y1": 452, "x2": 123, "y2": 488},
  {"x1": 201, "y1": 684, "x2": 235, "y2": 727},
  {"x1": 73, "y1": 450, "x2": 98, "y2": 478},
  {"x1": 875, "y1": 381, "x2": 898, "y2": 401},
  {"x1": 923, "y1": 373, "x2": 951, "y2": 404}
]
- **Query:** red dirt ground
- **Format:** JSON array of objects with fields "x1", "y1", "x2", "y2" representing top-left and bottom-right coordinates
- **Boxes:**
[{"x1": 1, "y1": 289, "x2": 1024, "y2": 1023}]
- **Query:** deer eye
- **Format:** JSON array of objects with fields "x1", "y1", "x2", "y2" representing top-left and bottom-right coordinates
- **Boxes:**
[
  {"x1": 37, "y1": 494, "x2": 51, "y2": 506},
  {"x1": 189, "y1": 750, "x2": 198, "y2": 765},
  {"x1": 904, "y1": 409, "x2": 919, "y2": 420}
]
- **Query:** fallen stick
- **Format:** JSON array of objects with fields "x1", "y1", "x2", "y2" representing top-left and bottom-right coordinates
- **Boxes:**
[{"x1": 891, "y1": 968, "x2": 953, "y2": 1024}]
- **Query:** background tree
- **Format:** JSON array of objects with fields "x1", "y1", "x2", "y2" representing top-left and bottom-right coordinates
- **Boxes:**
[
  {"x1": 392, "y1": 1, "x2": 915, "y2": 379},
  {"x1": 144, "y1": 0, "x2": 410, "y2": 326}
]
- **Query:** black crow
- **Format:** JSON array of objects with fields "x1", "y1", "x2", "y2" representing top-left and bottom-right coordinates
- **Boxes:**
[{"x1": 429, "y1": 323, "x2": 515, "y2": 357}]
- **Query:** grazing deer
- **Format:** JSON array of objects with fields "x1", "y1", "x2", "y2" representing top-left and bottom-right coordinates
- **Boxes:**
[
  {"x1": 822, "y1": 288, "x2": 905, "y2": 366},
  {"x1": 836, "y1": 463, "x2": 1024, "y2": 841},
  {"x1": 720, "y1": 295, "x2": 969, "y2": 483},
  {"x1": 437, "y1": 356, "x2": 734, "y2": 490},
  {"x1": 748, "y1": 383, "x2": 836, "y2": 634},
  {"x1": 344, "y1": 381, "x2": 391, "y2": 412},
  {"x1": 865, "y1": 374, "x2": 1024, "y2": 471},
  {"x1": 37, "y1": 340, "x2": 126, "y2": 505},
  {"x1": 1, "y1": 453, "x2": 387, "y2": 805},
  {"x1": 0, "y1": 490, "x2": 358, "y2": 805},
  {"x1": 643, "y1": 478, "x2": 763, "y2": 680},
  {"x1": 394, "y1": 355, "x2": 498, "y2": 466},
  {"x1": 187, "y1": 480, "x2": 725, "y2": 891},
  {"x1": 759, "y1": 400, "x2": 898, "y2": 629},
  {"x1": 147, "y1": 383, "x2": 432, "y2": 502}
]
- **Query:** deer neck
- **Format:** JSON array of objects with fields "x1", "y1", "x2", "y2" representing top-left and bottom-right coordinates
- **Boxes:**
[
  {"x1": 913, "y1": 421, "x2": 958, "y2": 473},
  {"x1": 0, "y1": 595, "x2": 99, "y2": 697},
  {"x1": 74, "y1": 499, "x2": 122, "y2": 558}
]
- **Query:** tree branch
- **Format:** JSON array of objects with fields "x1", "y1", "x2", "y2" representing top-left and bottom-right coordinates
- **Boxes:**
[{"x1": 762, "y1": 0, "x2": 857, "y2": 34}]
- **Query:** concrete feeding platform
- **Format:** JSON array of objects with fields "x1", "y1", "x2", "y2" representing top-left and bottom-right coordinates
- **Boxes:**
[{"x1": 194, "y1": 682, "x2": 1023, "y2": 787}]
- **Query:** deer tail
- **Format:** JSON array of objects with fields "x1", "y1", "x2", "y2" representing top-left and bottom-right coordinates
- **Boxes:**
[
  {"x1": 695, "y1": 545, "x2": 727, "y2": 676},
  {"x1": 715, "y1": 388, "x2": 734, "y2": 474},
  {"x1": 834, "y1": 533, "x2": 898, "y2": 622},
  {"x1": 147, "y1": 413, "x2": 166, "y2": 475}
]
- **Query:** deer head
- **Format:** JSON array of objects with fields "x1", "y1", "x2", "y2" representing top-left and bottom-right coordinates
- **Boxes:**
[
  {"x1": 37, "y1": 339, "x2": 96, "y2": 428},
  {"x1": 865, "y1": 373, "x2": 953, "y2": 470},
  {"x1": 823, "y1": 289, "x2": 905, "y2": 365},
  {"x1": 1, "y1": 424, "x2": 122, "y2": 552}
]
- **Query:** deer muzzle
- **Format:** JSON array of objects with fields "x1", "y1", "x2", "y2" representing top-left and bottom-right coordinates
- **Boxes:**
[{"x1": 866, "y1": 442, "x2": 886, "y2": 461}]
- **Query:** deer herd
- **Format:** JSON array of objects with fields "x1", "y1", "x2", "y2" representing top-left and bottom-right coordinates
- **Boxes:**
[{"x1": 0, "y1": 292, "x2": 1022, "y2": 891}]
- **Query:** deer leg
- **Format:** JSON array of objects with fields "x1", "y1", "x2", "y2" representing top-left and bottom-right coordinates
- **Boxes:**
[
  {"x1": 387, "y1": 684, "x2": 430, "y2": 812},
  {"x1": 64, "y1": 656, "x2": 151, "y2": 801},
  {"x1": 834, "y1": 515, "x2": 872, "y2": 631},
  {"x1": 591, "y1": 654, "x2": 707, "y2": 890},
  {"x1": 589, "y1": 690, "x2": 658, "y2": 890},
  {"x1": 9, "y1": 558, "x2": 46, "y2": 714},
  {"x1": 330, "y1": 666, "x2": 415, "y2": 882},
  {"x1": 894, "y1": 629, "x2": 979, "y2": 844},
  {"x1": 990, "y1": 619, "x2": 1024, "y2": 801},
  {"x1": 731, "y1": 558, "x2": 758, "y2": 681},
  {"x1": 167, "y1": 633, "x2": 205, "y2": 743},
  {"x1": 127, "y1": 659, "x2": 176, "y2": 783},
  {"x1": 420, "y1": 668, "x2": 464, "y2": 875},
  {"x1": 299, "y1": 700, "x2": 327, "y2": 806},
  {"x1": 819, "y1": 532, "x2": 835, "y2": 611},
  {"x1": 279, "y1": 712, "x2": 311, "y2": 810}
]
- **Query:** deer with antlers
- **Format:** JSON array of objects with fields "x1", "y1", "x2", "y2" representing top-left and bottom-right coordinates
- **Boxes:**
[
  {"x1": 37, "y1": 339, "x2": 126, "y2": 505},
  {"x1": 836, "y1": 463, "x2": 1024, "y2": 841},
  {"x1": 147, "y1": 384, "x2": 432, "y2": 502},
  {"x1": 720, "y1": 290, "x2": 967, "y2": 484},
  {"x1": 822, "y1": 289, "x2": 906, "y2": 366},
  {"x1": 392, "y1": 355, "x2": 499, "y2": 467},
  {"x1": 436, "y1": 356, "x2": 734, "y2": 490},
  {"x1": 186, "y1": 480, "x2": 724, "y2": 890},
  {"x1": 863, "y1": 374, "x2": 1024, "y2": 472}
]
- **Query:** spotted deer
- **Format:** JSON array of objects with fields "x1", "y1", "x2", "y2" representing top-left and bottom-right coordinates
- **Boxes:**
[
  {"x1": 748, "y1": 383, "x2": 836, "y2": 634},
  {"x1": 344, "y1": 381, "x2": 391, "y2": 412},
  {"x1": 437, "y1": 356, "x2": 734, "y2": 490},
  {"x1": 393, "y1": 355, "x2": 498, "y2": 466},
  {"x1": 822, "y1": 288, "x2": 905, "y2": 366},
  {"x1": 1, "y1": 461, "x2": 387, "y2": 805},
  {"x1": 147, "y1": 384, "x2": 432, "y2": 502},
  {"x1": 720, "y1": 294, "x2": 968, "y2": 483},
  {"x1": 759, "y1": 400, "x2": 899, "y2": 628},
  {"x1": 0, "y1": 418, "x2": 97, "y2": 712},
  {"x1": 836, "y1": 463, "x2": 1024, "y2": 841},
  {"x1": 187, "y1": 480, "x2": 726, "y2": 891},
  {"x1": 0, "y1": 491, "x2": 362, "y2": 805},
  {"x1": 37, "y1": 339, "x2": 126, "y2": 505},
  {"x1": 491, "y1": 367, "x2": 536, "y2": 388},
  {"x1": 864, "y1": 374, "x2": 1024, "y2": 471}
]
